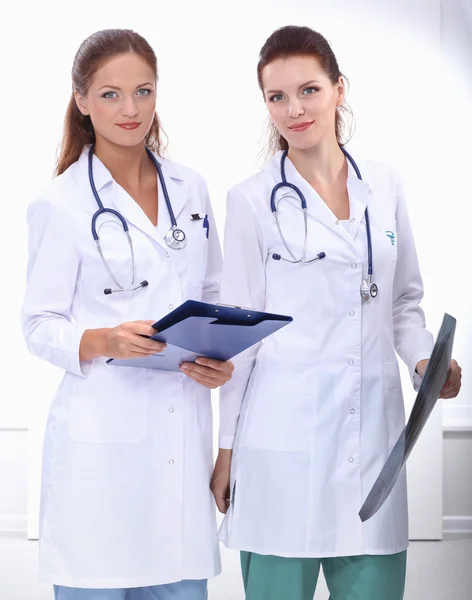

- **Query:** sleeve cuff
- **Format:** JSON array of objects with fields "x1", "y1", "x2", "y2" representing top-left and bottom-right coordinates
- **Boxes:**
[
  {"x1": 218, "y1": 435, "x2": 236, "y2": 450},
  {"x1": 410, "y1": 351, "x2": 433, "y2": 391},
  {"x1": 69, "y1": 324, "x2": 94, "y2": 378}
]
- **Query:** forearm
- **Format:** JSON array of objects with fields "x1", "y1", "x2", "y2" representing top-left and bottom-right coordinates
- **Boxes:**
[{"x1": 217, "y1": 448, "x2": 233, "y2": 461}]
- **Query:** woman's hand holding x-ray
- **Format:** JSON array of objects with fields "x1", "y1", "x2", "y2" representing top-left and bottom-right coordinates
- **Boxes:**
[{"x1": 416, "y1": 358, "x2": 462, "y2": 399}]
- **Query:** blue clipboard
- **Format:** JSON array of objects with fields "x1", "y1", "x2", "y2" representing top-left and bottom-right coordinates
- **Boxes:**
[
  {"x1": 107, "y1": 300, "x2": 293, "y2": 371},
  {"x1": 359, "y1": 313, "x2": 456, "y2": 522}
]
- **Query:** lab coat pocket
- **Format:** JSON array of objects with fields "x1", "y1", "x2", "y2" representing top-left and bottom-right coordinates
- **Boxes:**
[
  {"x1": 382, "y1": 360, "x2": 405, "y2": 448},
  {"x1": 68, "y1": 365, "x2": 148, "y2": 444},
  {"x1": 242, "y1": 363, "x2": 315, "y2": 452}
]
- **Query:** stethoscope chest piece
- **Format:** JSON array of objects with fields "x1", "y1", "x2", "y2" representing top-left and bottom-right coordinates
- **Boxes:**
[
  {"x1": 361, "y1": 280, "x2": 379, "y2": 302},
  {"x1": 165, "y1": 226, "x2": 187, "y2": 249}
]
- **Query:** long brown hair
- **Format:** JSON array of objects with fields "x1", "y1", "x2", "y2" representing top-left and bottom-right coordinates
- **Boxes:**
[
  {"x1": 55, "y1": 29, "x2": 167, "y2": 176},
  {"x1": 257, "y1": 25, "x2": 354, "y2": 156}
]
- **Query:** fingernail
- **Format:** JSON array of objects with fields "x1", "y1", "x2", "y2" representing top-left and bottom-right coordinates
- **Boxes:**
[
  {"x1": 180, "y1": 365, "x2": 187, "y2": 371},
  {"x1": 195, "y1": 358, "x2": 204, "y2": 365}
]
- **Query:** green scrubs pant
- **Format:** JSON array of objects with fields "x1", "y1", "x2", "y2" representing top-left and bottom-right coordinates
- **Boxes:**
[{"x1": 241, "y1": 550, "x2": 407, "y2": 600}]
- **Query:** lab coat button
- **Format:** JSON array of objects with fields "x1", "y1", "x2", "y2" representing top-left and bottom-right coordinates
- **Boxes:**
[
  {"x1": 335, "y1": 220, "x2": 340, "y2": 225},
  {"x1": 168, "y1": 459, "x2": 174, "y2": 465},
  {"x1": 168, "y1": 304, "x2": 174, "y2": 309},
  {"x1": 169, "y1": 407, "x2": 174, "y2": 413},
  {"x1": 350, "y1": 217, "x2": 355, "y2": 223},
  {"x1": 348, "y1": 457, "x2": 354, "y2": 463},
  {"x1": 165, "y1": 252, "x2": 170, "y2": 258},
  {"x1": 349, "y1": 311, "x2": 355, "y2": 316},
  {"x1": 350, "y1": 408, "x2": 355, "y2": 414},
  {"x1": 351, "y1": 263, "x2": 357, "y2": 269},
  {"x1": 349, "y1": 359, "x2": 355, "y2": 365}
]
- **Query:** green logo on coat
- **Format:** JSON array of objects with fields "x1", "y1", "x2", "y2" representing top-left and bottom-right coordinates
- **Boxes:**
[{"x1": 386, "y1": 230, "x2": 395, "y2": 246}]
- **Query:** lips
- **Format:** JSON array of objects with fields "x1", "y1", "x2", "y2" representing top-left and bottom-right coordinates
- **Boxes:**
[
  {"x1": 117, "y1": 122, "x2": 141, "y2": 130},
  {"x1": 288, "y1": 121, "x2": 314, "y2": 132}
]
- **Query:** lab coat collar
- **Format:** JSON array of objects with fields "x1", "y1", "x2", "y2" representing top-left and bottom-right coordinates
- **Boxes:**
[
  {"x1": 268, "y1": 147, "x2": 373, "y2": 245},
  {"x1": 79, "y1": 146, "x2": 188, "y2": 246}
]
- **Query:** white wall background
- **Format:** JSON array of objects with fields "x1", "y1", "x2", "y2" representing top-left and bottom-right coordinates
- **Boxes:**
[{"x1": 0, "y1": 0, "x2": 470, "y2": 584}]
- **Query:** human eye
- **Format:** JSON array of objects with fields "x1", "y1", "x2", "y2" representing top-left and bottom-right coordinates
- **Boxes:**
[
  {"x1": 102, "y1": 91, "x2": 117, "y2": 99},
  {"x1": 137, "y1": 88, "x2": 152, "y2": 96},
  {"x1": 269, "y1": 93, "x2": 285, "y2": 102},
  {"x1": 302, "y1": 86, "x2": 320, "y2": 96}
]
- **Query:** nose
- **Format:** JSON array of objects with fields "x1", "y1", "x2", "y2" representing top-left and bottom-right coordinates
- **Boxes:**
[
  {"x1": 288, "y1": 97, "x2": 305, "y2": 119},
  {"x1": 121, "y1": 96, "x2": 139, "y2": 118}
]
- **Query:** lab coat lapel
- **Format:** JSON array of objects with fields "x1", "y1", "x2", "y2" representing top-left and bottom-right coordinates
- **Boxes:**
[
  {"x1": 111, "y1": 182, "x2": 159, "y2": 243},
  {"x1": 276, "y1": 152, "x2": 353, "y2": 246},
  {"x1": 154, "y1": 159, "x2": 188, "y2": 243},
  {"x1": 346, "y1": 162, "x2": 372, "y2": 241},
  {"x1": 104, "y1": 155, "x2": 188, "y2": 248},
  {"x1": 270, "y1": 150, "x2": 373, "y2": 247}
]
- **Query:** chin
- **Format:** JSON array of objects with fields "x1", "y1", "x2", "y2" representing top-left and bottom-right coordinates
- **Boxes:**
[
  {"x1": 119, "y1": 134, "x2": 148, "y2": 147},
  {"x1": 103, "y1": 133, "x2": 147, "y2": 149},
  {"x1": 286, "y1": 134, "x2": 321, "y2": 152}
]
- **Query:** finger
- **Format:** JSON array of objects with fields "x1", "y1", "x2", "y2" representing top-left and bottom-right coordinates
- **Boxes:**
[
  {"x1": 182, "y1": 371, "x2": 221, "y2": 388},
  {"x1": 441, "y1": 392, "x2": 458, "y2": 400},
  {"x1": 441, "y1": 384, "x2": 461, "y2": 398},
  {"x1": 213, "y1": 493, "x2": 228, "y2": 514},
  {"x1": 441, "y1": 372, "x2": 457, "y2": 389},
  {"x1": 196, "y1": 358, "x2": 234, "y2": 374},
  {"x1": 211, "y1": 488, "x2": 230, "y2": 514},
  {"x1": 120, "y1": 348, "x2": 160, "y2": 359},
  {"x1": 128, "y1": 340, "x2": 165, "y2": 354},
  {"x1": 126, "y1": 345, "x2": 160, "y2": 356},
  {"x1": 194, "y1": 357, "x2": 229, "y2": 371},
  {"x1": 128, "y1": 322, "x2": 160, "y2": 337},
  {"x1": 132, "y1": 335, "x2": 167, "y2": 352},
  {"x1": 180, "y1": 363, "x2": 224, "y2": 379},
  {"x1": 135, "y1": 320, "x2": 157, "y2": 327},
  {"x1": 182, "y1": 370, "x2": 219, "y2": 386},
  {"x1": 180, "y1": 366, "x2": 224, "y2": 386}
]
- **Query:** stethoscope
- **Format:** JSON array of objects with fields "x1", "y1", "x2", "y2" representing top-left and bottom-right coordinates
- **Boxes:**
[
  {"x1": 270, "y1": 147, "x2": 378, "y2": 302},
  {"x1": 88, "y1": 145, "x2": 186, "y2": 295}
]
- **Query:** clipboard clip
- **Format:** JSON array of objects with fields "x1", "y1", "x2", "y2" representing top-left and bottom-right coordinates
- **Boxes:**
[{"x1": 216, "y1": 302, "x2": 255, "y2": 311}]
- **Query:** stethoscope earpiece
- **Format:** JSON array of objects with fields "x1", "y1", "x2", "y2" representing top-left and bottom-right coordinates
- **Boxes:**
[{"x1": 103, "y1": 280, "x2": 149, "y2": 296}]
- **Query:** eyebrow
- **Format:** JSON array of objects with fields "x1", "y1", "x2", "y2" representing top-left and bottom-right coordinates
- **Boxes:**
[
  {"x1": 266, "y1": 80, "x2": 321, "y2": 94},
  {"x1": 97, "y1": 81, "x2": 154, "y2": 91}
]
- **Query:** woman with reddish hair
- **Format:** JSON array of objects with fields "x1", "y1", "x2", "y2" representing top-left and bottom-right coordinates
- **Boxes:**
[
  {"x1": 22, "y1": 28, "x2": 232, "y2": 600},
  {"x1": 211, "y1": 25, "x2": 462, "y2": 600}
]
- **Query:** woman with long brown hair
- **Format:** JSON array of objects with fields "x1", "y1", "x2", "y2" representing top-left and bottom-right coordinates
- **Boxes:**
[
  {"x1": 22, "y1": 28, "x2": 231, "y2": 599},
  {"x1": 211, "y1": 25, "x2": 462, "y2": 600}
]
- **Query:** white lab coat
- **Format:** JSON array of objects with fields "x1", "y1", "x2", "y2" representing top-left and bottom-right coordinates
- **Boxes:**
[
  {"x1": 218, "y1": 149, "x2": 434, "y2": 558},
  {"x1": 21, "y1": 147, "x2": 222, "y2": 587}
]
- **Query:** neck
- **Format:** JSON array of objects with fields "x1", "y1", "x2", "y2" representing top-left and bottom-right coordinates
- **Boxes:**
[
  {"x1": 93, "y1": 137, "x2": 152, "y2": 188},
  {"x1": 287, "y1": 137, "x2": 346, "y2": 187}
]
